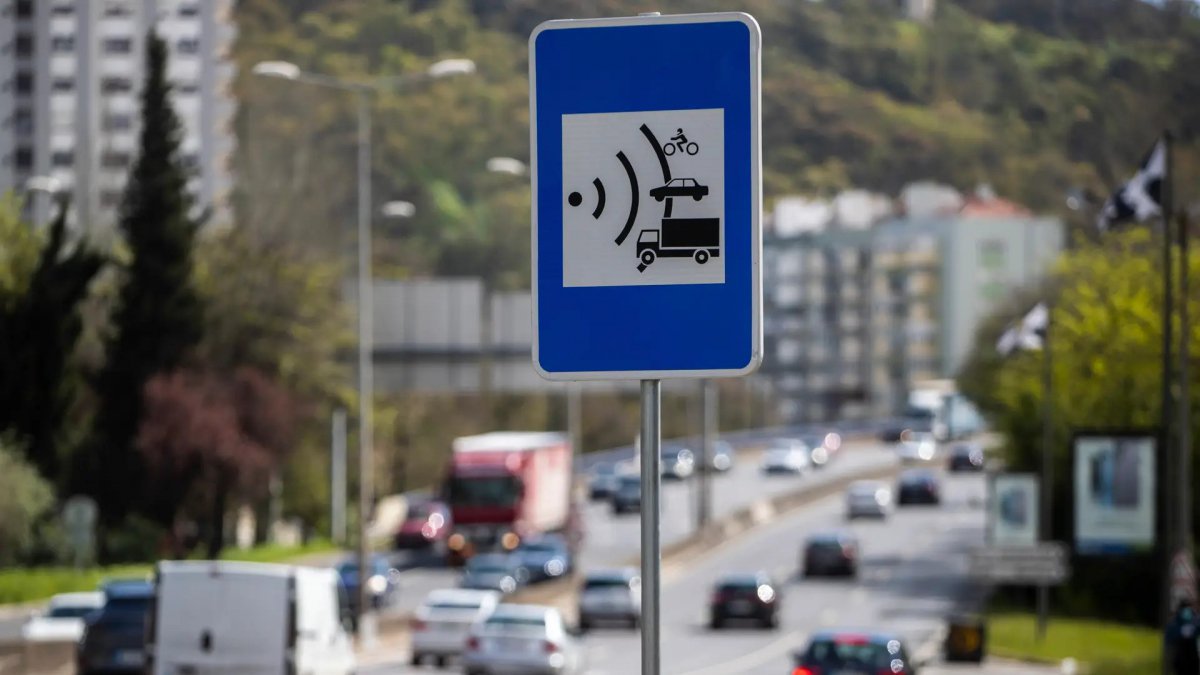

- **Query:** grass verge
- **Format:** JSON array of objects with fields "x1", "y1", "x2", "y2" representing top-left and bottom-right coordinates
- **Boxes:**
[
  {"x1": 987, "y1": 611, "x2": 1160, "y2": 674},
  {"x1": 0, "y1": 539, "x2": 339, "y2": 606}
]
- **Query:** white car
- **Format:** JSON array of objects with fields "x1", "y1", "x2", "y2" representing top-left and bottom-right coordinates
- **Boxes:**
[
  {"x1": 760, "y1": 439, "x2": 811, "y2": 474},
  {"x1": 846, "y1": 480, "x2": 892, "y2": 519},
  {"x1": 20, "y1": 592, "x2": 103, "y2": 643},
  {"x1": 410, "y1": 588, "x2": 501, "y2": 667},
  {"x1": 462, "y1": 604, "x2": 585, "y2": 675},
  {"x1": 578, "y1": 568, "x2": 640, "y2": 630},
  {"x1": 897, "y1": 432, "x2": 937, "y2": 463}
]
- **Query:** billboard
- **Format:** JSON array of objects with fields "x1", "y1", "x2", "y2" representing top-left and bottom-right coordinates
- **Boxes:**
[
  {"x1": 1073, "y1": 433, "x2": 1157, "y2": 554},
  {"x1": 989, "y1": 473, "x2": 1039, "y2": 546}
]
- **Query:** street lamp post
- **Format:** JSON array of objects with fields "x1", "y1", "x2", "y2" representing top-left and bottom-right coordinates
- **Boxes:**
[{"x1": 252, "y1": 58, "x2": 474, "y2": 640}]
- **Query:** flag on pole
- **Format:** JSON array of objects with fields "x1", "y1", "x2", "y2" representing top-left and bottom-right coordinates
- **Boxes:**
[
  {"x1": 997, "y1": 303, "x2": 1049, "y2": 356},
  {"x1": 1097, "y1": 137, "x2": 1166, "y2": 231}
]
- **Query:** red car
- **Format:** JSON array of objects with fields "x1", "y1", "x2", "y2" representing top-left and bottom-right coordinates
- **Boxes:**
[{"x1": 395, "y1": 499, "x2": 452, "y2": 552}]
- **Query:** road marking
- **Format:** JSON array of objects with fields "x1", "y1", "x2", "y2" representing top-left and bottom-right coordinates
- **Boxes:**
[{"x1": 676, "y1": 629, "x2": 808, "y2": 675}]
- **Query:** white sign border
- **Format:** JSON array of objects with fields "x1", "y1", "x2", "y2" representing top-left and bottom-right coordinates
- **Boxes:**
[{"x1": 529, "y1": 12, "x2": 763, "y2": 381}]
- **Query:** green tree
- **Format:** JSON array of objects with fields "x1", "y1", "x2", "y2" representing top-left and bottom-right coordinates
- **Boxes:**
[
  {"x1": 84, "y1": 32, "x2": 204, "y2": 529},
  {"x1": 0, "y1": 436, "x2": 55, "y2": 566},
  {"x1": 0, "y1": 192, "x2": 44, "y2": 299},
  {"x1": 0, "y1": 200, "x2": 106, "y2": 486}
]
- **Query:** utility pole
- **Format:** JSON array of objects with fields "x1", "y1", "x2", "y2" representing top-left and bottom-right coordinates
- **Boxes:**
[
  {"x1": 697, "y1": 379, "x2": 716, "y2": 530},
  {"x1": 331, "y1": 408, "x2": 347, "y2": 545}
]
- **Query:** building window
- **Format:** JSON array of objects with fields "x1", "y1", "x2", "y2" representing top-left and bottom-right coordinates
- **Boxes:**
[
  {"x1": 104, "y1": 37, "x2": 132, "y2": 54},
  {"x1": 52, "y1": 150, "x2": 74, "y2": 167},
  {"x1": 16, "y1": 0, "x2": 32, "y2": 19},
  {"x1": 16, "y1": 72, "x2": 32, "y2": 94},
  {"x1": 181, "y1": 153, "x2": 200, "y2": 173},
  {"x1": 14, "y1": 109, "x2": 32, "y2": 134},
  {"x1": 979, "y1": 239, "x2": 1005, "y2": 269},
  {"x1": 177, "y1": 81, "x2": 200, "y2": 95},
  {"x1": 15, "y1": 147, "x2": 32, "y2": 170},
  {"x1": 102, "y1": 77, "x2": 133, "y2": 94},
  {"x1": 104, "y1": 2, "x2": 131, "y2": 17},
  {"x1": 101, "y1": 190, "x2": 123, "y2": 207},
  {"x1": 105, "y1": 113, "x2": 133, "y2": 130},
  {"x1": 179, "y1": 3, "x2": 199, "y2": 16},
  {"x1": 101, "y1": 151, "x2": 131, "y2": 168},
  {"x1": 52, "y1": 77, "x2": 74, "y2": 92},
  {"x1": 176, "y1": 38, "x2": 200, "y2": 55},
  {"x1": 15, "y1": 34, "x2": 32, "y2": 57},
  {"x1": 51, "y1": 3, "x2": 74, "y2": 15},
  {"x1": 51, "y1": 35, "x2": 75, "y2": 52}
]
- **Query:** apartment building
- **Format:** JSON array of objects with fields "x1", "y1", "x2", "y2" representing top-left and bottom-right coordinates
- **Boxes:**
[
  {"x1": 764, "y1": 186, "x2": 1064, "y2": 424},
  {"x1": 0, "y1": 0, "x2": 236, "y2": 236}
]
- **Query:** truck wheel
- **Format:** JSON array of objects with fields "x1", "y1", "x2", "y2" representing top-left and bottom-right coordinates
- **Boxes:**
[
  {"x1": 694, "y1": 250, "x2": 709, "y2": 264},
  {"x1": 640, "y1": 250, "x2": 656, "y2": 266}
]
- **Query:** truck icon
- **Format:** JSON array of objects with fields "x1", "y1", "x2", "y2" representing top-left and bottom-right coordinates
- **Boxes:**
[{"x1": 636, "y1": 217, "x2": 721, "y2": 272}]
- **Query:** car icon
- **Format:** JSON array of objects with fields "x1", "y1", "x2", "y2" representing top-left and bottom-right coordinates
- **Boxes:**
[{"x1": 650, "y1": 178, "x2": 709, "y2": 202}]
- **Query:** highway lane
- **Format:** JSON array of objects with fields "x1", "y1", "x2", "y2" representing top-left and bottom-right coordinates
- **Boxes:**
[{"x1": 382, "y1": 440, "x2": 897, "y2": 617}]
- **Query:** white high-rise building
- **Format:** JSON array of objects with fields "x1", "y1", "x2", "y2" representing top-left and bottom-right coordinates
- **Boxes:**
[{"x1": 0, "y1": 0, "x2": 236, "y2": 237}]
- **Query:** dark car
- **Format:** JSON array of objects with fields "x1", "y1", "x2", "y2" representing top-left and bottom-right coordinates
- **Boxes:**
[
  {"x1": 514, "y1": 533, "x2": 572, "y2": 584},
  {"x1": 897, "y1": 468, "x2": 941, "y2": 506},
  {"x1": 802, "y1": 530, "x2": 859, "y2": 577},
  {"x1": 588, "y1": 462, "x2": 621, "y2": 500},
  {"x1": 708, "y1": 572, "x2": 780, "y2": 630},
  {"x1": 611, "y1": 474, "x2": 642, "y2": 515},
  {"x1": 793, "y1": 630, "x2": 920, "y2": 674},
  {"x1": 660, "y1": 446, "x2": 695, "y2": 480},
  {"x1": 649, "y1": 178, "x2": 709, "y2": 201},
  {"x1": 77, "y1": 579, "x2": 154, "y2": 675},
  {"x1": 337, "y1": 554, "x2": 401, "y2": 610},
  {"x1": 459, "y1": 552, "x2": 525, "y2": 594},
  {"x1": 394, "y1": 498, "x2": 452, "y2": 551},
  {"x1": 947, "y1": 443, "x2": 985, "y2": 472},
  {"x1": 801, "y1": 432, "x2": 841, "y2": 468}
]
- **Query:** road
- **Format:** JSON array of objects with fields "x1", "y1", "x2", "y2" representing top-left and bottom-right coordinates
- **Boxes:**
[{"x1": 360, "y1": 467, "x2": 996, "y2": 674}]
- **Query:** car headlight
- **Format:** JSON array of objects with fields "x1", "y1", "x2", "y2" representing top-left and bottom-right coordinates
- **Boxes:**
[
  {"x1": 544, "y1": 559, "x2": 565, "y2": 577},
  {"x1": 501, "y1": 532, "x2": 520, "y2": 550},
  {"x1": 448, "y1": 533, "x2": 466, "y2": 551}
]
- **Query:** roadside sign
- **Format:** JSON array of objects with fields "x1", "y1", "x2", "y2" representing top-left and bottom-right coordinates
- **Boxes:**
[
  {"x1": 1171, "y1": 549, "x2": 1197, "y2": 607},
  {"x1": 62, "y1": 495, "x2": 97, "y2": 569},
  {"x1": 530, "y1": 13, "x2": 762, "y2": 380},
  {"x1": 969, "y1": 543, "x2": 1070, "y2": 585}
]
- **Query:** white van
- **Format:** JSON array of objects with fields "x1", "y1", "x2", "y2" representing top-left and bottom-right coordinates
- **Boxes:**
[{"x1": 148, "y1": 560, "x2": 356, "y2": 675}]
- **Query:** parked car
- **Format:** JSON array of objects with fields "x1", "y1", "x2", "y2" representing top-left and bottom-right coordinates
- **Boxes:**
[
  {"x1": 793, "y1": 630, "x2": 920, "y2": 674},
  {"x1": 336, "y1": 554, "x2": 401, "y2": 610},
  {"x1": 578, "y1": 569, "x2": 640, "y2": 630},
  {"x1": 77, "y1": 579, "x2": 154, "y2": 675},
  {"x1": 149, "y1": 561, "x2": 355, "y2": 675},
  {"x1": 897, "y1": 468, "x2": 942, "y2": 505},
  {"x1": 802, "y1": 530, "x2": 859, "y2": 577},
  {"x1": 460, "y1": 553, "x2": 525, "y2": 594},
  {"x1": 410, "y1": 588, "x2": 501, "y2": 668},
  {"x1": 708, "y1": 572, "x2": 780, "y2": 630},
  {"x1": 587, "y1": 462, "x2": 621, "y2": 500},
  {"x1": 896, "y1": 432, "x2": 937, "y2": 464},
  {"x1": 761, "y1": 439, "x2": 811, "y2": 475},
  {"x1": 462, "y1": 604, "x2": 585, "y2": 675},
  {"x1": 947, "y1": 443, "x2": 985, "y2": 472},
  {"x1": 394, "y1": 498, "x2": 452, "y2": 552},
  {"x1": 661, "y1": 446, "x2": 695, "y2": 480},
  {"x1": 845, "y1": 480, "x2": 892, "y2": 519},
  {"x1": 21, "y1": 592, "x2": 103, "y2": 643},
  {"x1": 610, "y1": 474, "x2": 642, "y2": 515},
  {"x1": 514, "y1": 533, "x2": 573, "y2": 584}
]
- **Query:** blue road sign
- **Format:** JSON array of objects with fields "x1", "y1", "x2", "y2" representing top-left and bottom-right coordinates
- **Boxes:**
[{"x1": 530, "y1": 13, "x2": 762, "y2": 380}]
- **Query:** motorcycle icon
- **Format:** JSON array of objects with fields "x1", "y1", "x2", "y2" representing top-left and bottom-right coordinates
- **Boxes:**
[{"x1": 663, "y1": 128, "x2": 699, "y2": 156}]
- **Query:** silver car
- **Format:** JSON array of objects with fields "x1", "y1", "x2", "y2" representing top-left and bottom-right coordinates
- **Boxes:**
[
  {"x1": 462, "y1": 604, "x2": 585, "y2": 675},
  {"x1": 410, "y1": 588, "x2": 500, "y2": 667},
  {"x1": 845, "y1": 480, "x2": 892, "y2": 519},
  {"x1": 578, "y1": 568, "x2": 640, "y2": 630}
]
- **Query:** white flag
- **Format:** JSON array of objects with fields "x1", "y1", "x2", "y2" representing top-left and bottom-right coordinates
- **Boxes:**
[{"x1": 997, "y1": 303, "x2": 1049, "y2": 356}]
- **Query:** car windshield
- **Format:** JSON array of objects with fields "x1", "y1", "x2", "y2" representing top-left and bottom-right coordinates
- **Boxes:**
[
  {"x1": 484, "y1": 614, "x2": 547, "y2": 633},
  {"x1": 445, "y1": 475, "x2": 520, "y2": 507},
  {"x1": 429, "y1": 600, "x2": 482, "y2": 611},
  {"x1": 618, "y1": 476, "x2": 641, "y2": 489},
  {"x1": 584, "y1": 577, "x2": 632, "y2": 590},
  {"x1": 593, "y1": 463, "x2": 615, "y2": 475},
  {"x1": 100, "y1": 597, "x2": 149, "y2": 623},
  {"x1": 407, "y1": 502, "x2": 434, "y2": 518},
  {"x1": 48, "y1": 605, "x2": 96, "y2": 619},
  {"x1": 520, "y1": 543, "x2": 558, "y2": 553}
]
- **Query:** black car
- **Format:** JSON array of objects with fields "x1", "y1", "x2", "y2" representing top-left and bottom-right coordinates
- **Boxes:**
[
  {"x1": 708, "y1": 572, "x2": 780, "y2": 629},
  {"x1": 459, "y1": 552, "x2": 525, "y2": 594},
  {"x1": 77, "y1": 579, "x2": 154, "y2": 675},
  {"x1": 337, "y1": 554, "x2": 401, "y2": 610},
  {"x1": 649, "y1": 178, "x2": 709, "y2": 201},
  {"x1": 802, "y1": 530, "x2": 859, "y2": 577},
  {"x1": 513, "y1": 533, "x2": 573, "y2": 583},
  {"x1": 947, "y1": 443, "x2": 985, "y2": 472},
  {"x1": 611, "y1": 474, "x2": 642, "y2": 515},
  {"x1": 793, "y1": 630, "x2": 919, "y2": 674},
  {"x1": 897, "y1": 468, "x2": 941, "y2": 505},
  {"x1": 588, "y1": 462, "x2": 621, "y2": 500}
]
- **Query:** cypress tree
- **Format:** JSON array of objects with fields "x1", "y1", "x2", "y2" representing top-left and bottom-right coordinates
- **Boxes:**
[{"x1": 83, "y1": 32, "x2": 204, "y2": 528}]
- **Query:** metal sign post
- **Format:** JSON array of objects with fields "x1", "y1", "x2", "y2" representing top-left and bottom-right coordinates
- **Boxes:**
[{"x1": 640, "y1": 380, "x2": 662, "y2": 674}]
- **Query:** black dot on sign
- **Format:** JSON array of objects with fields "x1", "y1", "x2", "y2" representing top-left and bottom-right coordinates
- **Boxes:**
[{"x1": 568, "y1": 192, "x2": 583, "y2": 207}]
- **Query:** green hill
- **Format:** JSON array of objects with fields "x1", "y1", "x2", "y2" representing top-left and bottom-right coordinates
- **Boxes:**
[{"x1": 234, "y1": 0, "x2": 1200, "y2": 285}]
